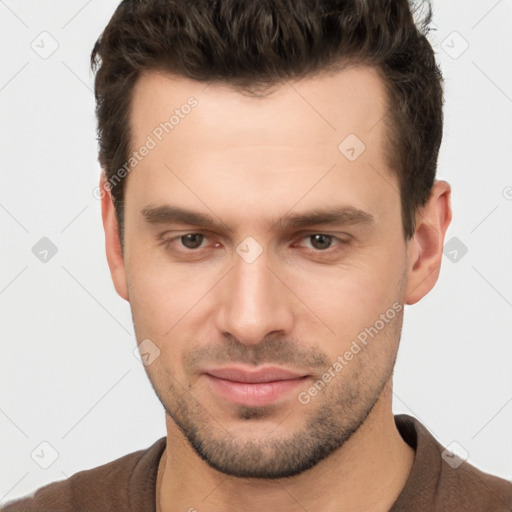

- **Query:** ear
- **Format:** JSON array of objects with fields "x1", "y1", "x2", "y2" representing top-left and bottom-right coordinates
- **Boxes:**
[
  {"x1": 405, "y1": 180, "x2": 452, "y2": 305},
  {"x1": 100, "y1": 174, "x2": 129, "y2": 301}
]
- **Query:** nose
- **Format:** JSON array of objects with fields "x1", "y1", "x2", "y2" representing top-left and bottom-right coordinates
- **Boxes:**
[{"x1": 215, "y1": 247, "x2": 294, "y2": 346}]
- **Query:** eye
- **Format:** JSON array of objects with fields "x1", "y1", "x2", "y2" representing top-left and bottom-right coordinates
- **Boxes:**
[
  {"x1": 292, "y1": 233, "x2": 351, "y2": 258},
  {"x1": 298, "y1": 234, "x2": 342, "y2": 251},
  {"x1": 158, "y1": 231, "x2": 349, "y2": 259},
  {"x1": 305, "y1": 234, "x2": 334, "y2": 250},
  {"x1": 159, "y1": 232, "x2": 212, "y2": 253},
  {"x1": 179, "y1": 233, "x2": 205, "y2": 249}
]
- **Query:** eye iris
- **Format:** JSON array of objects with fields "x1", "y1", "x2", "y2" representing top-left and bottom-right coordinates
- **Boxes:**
[
  {"x1": 182, "y1": 234, "x2": 204, "y2": 249},
  {"x1": 311, "y1": 234, "x2": 332, "y2": 250}
]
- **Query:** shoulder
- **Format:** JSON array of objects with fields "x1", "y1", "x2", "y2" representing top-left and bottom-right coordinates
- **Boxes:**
[
  {"x1": 2, "y1": 438, "x2": 166, "y2": 512},
  {"x1": 393, "y1": 415, "x2": 512, "y2": 511}
]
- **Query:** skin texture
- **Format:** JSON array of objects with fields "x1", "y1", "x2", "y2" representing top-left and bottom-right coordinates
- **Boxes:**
[{"x1": 101, "y1": 67, "x2": 451, "y2": 511}]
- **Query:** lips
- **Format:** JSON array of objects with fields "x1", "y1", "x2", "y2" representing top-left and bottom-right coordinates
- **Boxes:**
[
  {"x1": 205, "y1": 366, "x2": 308, "y2": 383},
  {"x1": 203, "y1": 366, "x2": 310, "y2": 406}
]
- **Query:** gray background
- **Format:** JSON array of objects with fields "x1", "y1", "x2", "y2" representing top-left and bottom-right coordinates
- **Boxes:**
[{"x1": 1, "y1": 0, "x2": 511, "y2": 504}]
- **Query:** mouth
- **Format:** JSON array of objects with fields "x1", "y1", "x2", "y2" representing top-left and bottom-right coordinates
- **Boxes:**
[{"x1": 203, "y1": 366, "x2": 310, "y2": 407}]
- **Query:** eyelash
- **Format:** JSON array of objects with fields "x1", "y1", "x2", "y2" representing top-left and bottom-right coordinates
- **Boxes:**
[{"x1": 158, "y1": 232, "x2": 349, "y2": 257}]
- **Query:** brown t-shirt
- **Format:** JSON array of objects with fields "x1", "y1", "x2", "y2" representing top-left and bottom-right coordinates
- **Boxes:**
[{"x1": 3, "y1": 414, "x2": 511, "y2": 511}]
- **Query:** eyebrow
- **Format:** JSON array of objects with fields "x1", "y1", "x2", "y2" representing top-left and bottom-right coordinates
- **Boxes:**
[{"x1": 141, "y1": 204, "x2": 374, "y2": 231}]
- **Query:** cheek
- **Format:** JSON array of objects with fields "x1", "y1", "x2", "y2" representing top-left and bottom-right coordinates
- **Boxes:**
[
  {"x1": 126, "y1": 259, "x2": 182, "y2": 336},
  {"x1": 286, "y1": 249, "x2": 406, "y2": 349},
  {"x1": 126, "y1": 253, "x2": 222, "y2": 341}
]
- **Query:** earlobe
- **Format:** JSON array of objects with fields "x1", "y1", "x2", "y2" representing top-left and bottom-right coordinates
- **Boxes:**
[
  {"x1": 405, "y1": 180, "x2": 452, "y2": 305},
  {"x1": 100, "y1": 174, "x2": 129, "y2": 301}
]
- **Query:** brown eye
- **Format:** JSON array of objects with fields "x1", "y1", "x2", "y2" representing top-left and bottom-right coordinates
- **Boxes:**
[
  {"x1": 181, "y1": 233, "x2": 204, "y2": 249},
  {"x1": 309, "y1": 234, "x2": 333, "y2": 250}
]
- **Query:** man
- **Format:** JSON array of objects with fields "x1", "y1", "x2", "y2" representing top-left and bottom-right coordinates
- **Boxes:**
[{"x1": 4, "y1": 0, "x2": 511, "y2": 511}]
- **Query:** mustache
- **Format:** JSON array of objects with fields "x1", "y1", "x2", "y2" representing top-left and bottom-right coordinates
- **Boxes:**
[{"x1": 184, "y1": 334, "x2": 329, "y2": 374}]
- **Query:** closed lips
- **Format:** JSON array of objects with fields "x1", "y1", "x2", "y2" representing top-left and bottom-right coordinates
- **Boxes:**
[{"x1": 204, "y1": 366, "x2": 309, "y2": 383}]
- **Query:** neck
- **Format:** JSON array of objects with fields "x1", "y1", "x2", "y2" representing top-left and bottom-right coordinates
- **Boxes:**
[{"x1": 157, "y1": 382, "x2": 414, "y2": 512}]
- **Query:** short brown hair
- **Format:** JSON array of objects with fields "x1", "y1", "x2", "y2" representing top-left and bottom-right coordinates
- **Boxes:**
[{"x1": 91, "y1": 0, "x2": 443, "y2": 245}]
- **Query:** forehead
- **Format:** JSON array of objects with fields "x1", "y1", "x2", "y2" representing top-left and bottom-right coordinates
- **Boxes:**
[
  {"x1": 125, "y1": 66, "x2": 396, "y2": 228},
  {"x1": 130, "y1": 66, "x2": 388, "y2": 151}
]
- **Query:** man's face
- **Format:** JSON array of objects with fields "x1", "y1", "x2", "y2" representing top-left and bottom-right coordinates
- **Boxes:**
[{"x1": 120, "y1": 67, "x2": 410, "y2": 478}]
